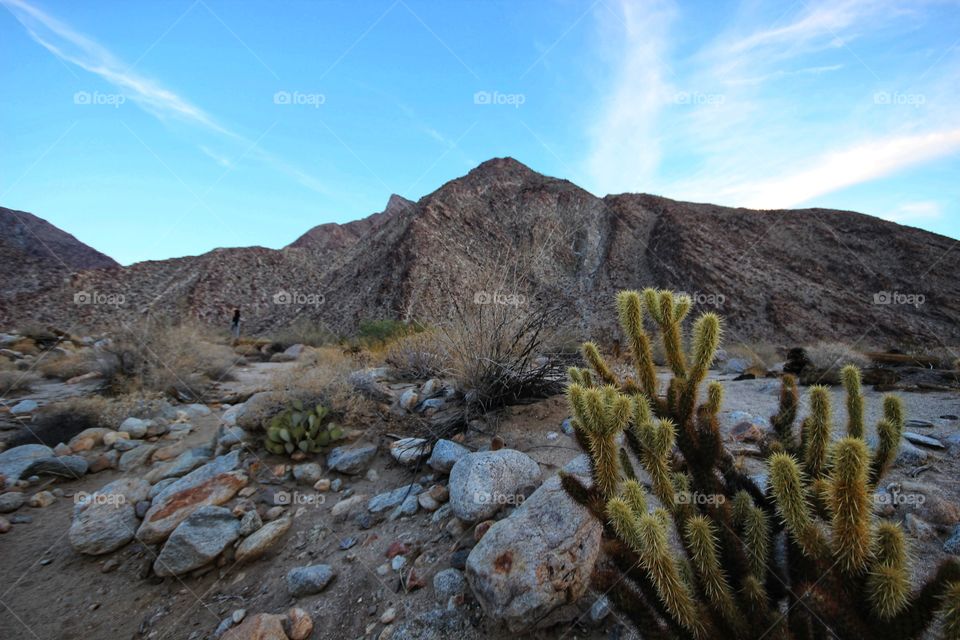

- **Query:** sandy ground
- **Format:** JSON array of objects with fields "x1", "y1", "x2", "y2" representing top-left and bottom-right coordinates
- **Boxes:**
[{"x1": 1, "y1": 364, "x2": 958, "y2": 640}]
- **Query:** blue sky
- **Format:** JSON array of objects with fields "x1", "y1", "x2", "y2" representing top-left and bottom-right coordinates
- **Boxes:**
[{"x1": 1, "y1": 0, "x2": 958, "y2": 265}]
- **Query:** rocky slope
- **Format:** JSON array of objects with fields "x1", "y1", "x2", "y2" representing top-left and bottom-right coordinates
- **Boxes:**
[{"x1": 0, "y1": 159, "x2": 957, "y2": 346}]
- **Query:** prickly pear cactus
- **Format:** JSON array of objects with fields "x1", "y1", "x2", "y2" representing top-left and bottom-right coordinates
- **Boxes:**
[{"x1": 264, "y1": 400, "x2": 344, "y2": 456}]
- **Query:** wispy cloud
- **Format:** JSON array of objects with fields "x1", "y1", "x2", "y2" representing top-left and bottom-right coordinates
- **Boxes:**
[
  {"x1": 585, "y1": 0, "x2": 960, "y2": 213},
  {"x1": 584, "y1": 0, "x2": 676, "y2": 194},
  {"x1": 883, "y1": 200, "x2": 943, "y2": 223},
  {"x1": 1, "y1": 0, "x2": 328, "y2": 193}
]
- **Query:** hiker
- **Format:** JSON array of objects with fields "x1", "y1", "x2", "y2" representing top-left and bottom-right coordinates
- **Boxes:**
[{"x1": 230, "y1": 308, "x2": 241, "y2": 343}]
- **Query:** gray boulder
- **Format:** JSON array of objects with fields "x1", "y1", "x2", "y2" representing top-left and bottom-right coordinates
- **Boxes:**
[
  {"x1": 465, "y1": 455, "x2": 602, "y2": 631},
  {"x1": 0, "y1": 492, "x2": 26, "y2": 513},
  {"x1": 327, "y1": 444, "x2": 377, "y2": 475},
  {"x1": 0, "y1": 444, "x2": 54, "y2": 484},
  {"x1": 286, "y1": 564, "x2": 336, "y2": 597},
  {"x1": 154, "y1": 506, "x2": 239, "y2": 577},
  {"x1": 145, "y1": 446, "x2": 213, "y2": 484},
  {"x1": 368, "y1": 484, "x2": 423, "y2": 514},
  {"x1": 448, "y1": 449, "x2": 540, "y2": 522},
  {"x1": 433, "y1": 568, "x2": 467, "y2": 603},
  {"x1": 22, "y1": 455, "x2": 88, "y2": 479},
  {"x1": 389, "y1": 608, "x2": 483, "y2": 640},
  {"x1": 69, "y1": 477, "x2": 151, "y2": 555},
  {"x1": 427, "y1": 439, "x2": 470, "y2": 474}
]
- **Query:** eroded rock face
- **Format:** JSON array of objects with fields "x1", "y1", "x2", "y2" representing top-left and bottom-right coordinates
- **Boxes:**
[
  {"x1": 448, "y1": 450, "x2": 540, "y2": 522},
  {"x1": 465, "y1": 455, "x2": 602, "y2": 631},
  {"x1": 69, "y1": 477, "x2": 151, "y2": 555}
]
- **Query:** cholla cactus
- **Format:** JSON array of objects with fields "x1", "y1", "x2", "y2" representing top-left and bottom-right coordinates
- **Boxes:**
[
  {"x1": 562, "y1": 288, "x2": 960, "y2": 640},
  {"x1": 264, "y1": 400, "x2": 344, "y2": 456}
]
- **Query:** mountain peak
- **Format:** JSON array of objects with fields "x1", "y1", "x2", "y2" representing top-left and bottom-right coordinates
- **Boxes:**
[{"x1": 469, "y1": 157, "x2": 539, "y2": 179}]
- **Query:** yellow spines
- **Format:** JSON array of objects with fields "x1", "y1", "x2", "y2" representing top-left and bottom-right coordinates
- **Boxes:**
[
  {"x1": 656, "y1": 291, "x2": 688, "y2": 377},
  {"x1": 743, "y1": 504, "x2": 771, "y2": 578},
  {"x1": 568, "y1": 384, "x2": 631, "y2": 498},
  {"x1": 616, "y1": 290, "x2": 658, "y2": 400},
  {"x1": 871, "y1": 418, "x2": 902, "y2": 485},
  {"x1": 828, "y1": 437, "x2": 873, "y2": 574},
  {"x1": 940, "y1": 582, "x2": 960, "y2": 640},
  {"x1": 804, "y1": 386, "x2": 833, "y2": 478},
  {"x1": 867, "y1": 522, "x2": 910, "y2": 619},
  {"x1": 842, "y1": 365, "x2": 865, "y2": 438},
  {"x1": 622, "y1": 479, "x2": 648, "y2": 517},
  {"x1": 689, "y1": 313, "x2": 721, "y2": 390},
  {"x1": 883, "y1": 394, "x2": 905, "y2": 432},
  {"x1": 684, "y1": 515, "x2": 742, "y2": 630},
  {"x1": 582, "y1": 341, "x2": 618, "y2": 386},
  {"x1": 770, "y1": 453, "x2": 825, "y2": 556},
  {"x1": 705, "y1": 381, "x2": 724, "y2": 417},
  {"x1": 637, "y1": 509, "x2": 705, "y2": 638},
  {"x1": 638, "y1": 418, "x2": 677, "y2": 509}
]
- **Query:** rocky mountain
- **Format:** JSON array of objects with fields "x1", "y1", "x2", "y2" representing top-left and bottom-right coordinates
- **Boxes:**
[
  {"x1": 0, "y1": 207, "x2": 118, "y2": 303},
  {"x1": 0, "y1": 159, "x2": 957, "y2": 347}
]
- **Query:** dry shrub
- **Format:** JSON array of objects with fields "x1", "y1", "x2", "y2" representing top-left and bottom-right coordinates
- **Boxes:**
[
  {"x1": 270, "y1": 318, "x2": 337, "y2": 348},
  {"x1": 384, "y1": 331, "x2": 450, "y2": 380},
  {"x1": 96, "y1": 317, "x2": 244, "y2": 399},
  {"x1": 805, "y1": 341, "x2": 870, "y2": 371},
  {"x1": 267, "y1": 346, "x2": 373, "y2": 426},
  {"x1": 38, "y1": 349, "x2": 99, "y2": 380},
  {"x1": 0, "y1": 367, "x2": 39, "y2": 395}
]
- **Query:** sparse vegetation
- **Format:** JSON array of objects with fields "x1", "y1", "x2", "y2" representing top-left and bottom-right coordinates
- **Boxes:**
[
  {"x1": 270, "y1": 318, "x2": 338, "y2": 348},
  {"x1": 95, "y1": 317, "x2": 243, "y2": 399},
  {"x1": 38, "y1": 349, "x2": 99, "y2": 380},
  {"x1": 264, "y1": 400, "x2": 344, "y2": 456},
  {"x1": 0, "y1": 366, "x2": 39, "y2": 394},
  {"x1": 384, "y1": 330, "x2": 449, "y2": 380},
  {"x1": 563, "y1": 289, "x2": 960, "y2": 640},
  {"x1": 805, "y1": 340, "x2": 871, "y2": 371},
  {"x1": 355, "y1": 318, "x2": 423, "y2": 349}
]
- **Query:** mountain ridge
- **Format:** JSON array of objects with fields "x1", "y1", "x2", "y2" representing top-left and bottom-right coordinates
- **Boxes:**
[{"x1": 1, "y1": 158, "x2": 957, "y2": 347}]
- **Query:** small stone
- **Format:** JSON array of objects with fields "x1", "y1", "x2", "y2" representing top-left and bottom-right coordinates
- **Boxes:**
[
  {"x1": 431, "y1": 503, "x2": 452, "y2": 525},
  {"x1": 313, "y1": 478, "x2": 331, "y2": 492},
  {"x1": 0, "y1": 491, "x2": 25, "y2": 513},
  {"x1": 428, "y1": 484, "x2": 449, "y2": 503},
  {"x1": 474, "y1": 520, "x2": 495, "y2": 541},
  {"x1": 560, "y1": 418, "x2": 575, "y2": 435},
  {"x1": 377, "y1": 563, "x2": 390, "y2": 576},
  {"x1": 326, "y1": 444, "x2": 378, "y2": 475},
  {"x1": 433, "y1": 568, "x2": 467, "y2": 603},
  {"x1": 589, "y1": 596, "x2": 611, "y2": 623},
  {"x1": 135, "y1": 501, "x2": 151, "y2": 518},
  {"x1": 427, "y1": 439, "x2": 470, "y2": 474},
  {"x1": 369, "y1": 484, "x2": 423, "y2": 514},
  {"x1": 264, "y1": 506, "x2": 286, "y2": 521},
  {"x1": 418, "y1": 493, "x2": 440, "y2": 511},
  {"x1": 239, "y1": 510, "x2": 263, "y2": 536},
  {"x1": 365, "y1": 469, "x2": 379, "y2": 482},
  {"x1": 944, "y1": 526, "x2": 960, "y2": 555},
  {"x1": 28, "y1": 490, "x2": 55, "y2": 508},
  {"x1": 221, "y1": 613, "x2": 288, "y2": 640},
  {"x1": 399, "y1": 388, "x2": 419, "y2": 411},
  {"x1": 392, "y1": 555, "x2": 408, "y2": 571},
  {"x1": 330, "y1": 478, "x2": 343, "y2": 492},
  {"x1": 235, "y1": 517, "x2": 292, "y2": 563},
  {"x1": 380, "y1": 608, "x2": 397, "y2": 624},
  {"x1": 11, "y1": 399, "x2": 38, "y2": 415},
  {"x1": 286, "y1": 564, "x2": 336, "y2": 597},
  {"x1": 53, "y1": 443, "x2": 72, "y2": 456},
  {"x1": 903, "y1": 432, "x2": 944, "y2": 449},
  {"x1": 293, "y1": 463, "x2": 323, "y2": 486},
  {"x1": 119, "y1": 417, "x2": 151, "y2": 439},
  {"x1": 286, "y1": 607, "x2": 313, "y2": 640},
  {"x1": 0, "y1": 516, "x2": 10, "y2": 533},
  {"x1": 545, "y1": 431, "x2": 559, "y2": 441},
  {"x1": 331, "y1": 495, "x2": 366, "y2": 522}
]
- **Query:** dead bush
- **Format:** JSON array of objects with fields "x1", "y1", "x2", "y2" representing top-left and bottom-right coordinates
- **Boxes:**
[
  {"x1": 0, "y1": 368, "x2": 39, "y2": 395},
  {"x1": 95, "y1": 317, "x2": 244, "y2": 399},
  {"x1": 270, "y1": 318, "x2": 338, "y2": 348},
  {"x1": 384, "y1": 331, "x2": 450, "y2": 380},
  {"x1": 805, "y1": 341, "x2": 870, "y2": 371},
  {"x1": 38, "y1": 349, "x2": 99, "y2": 380}
]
